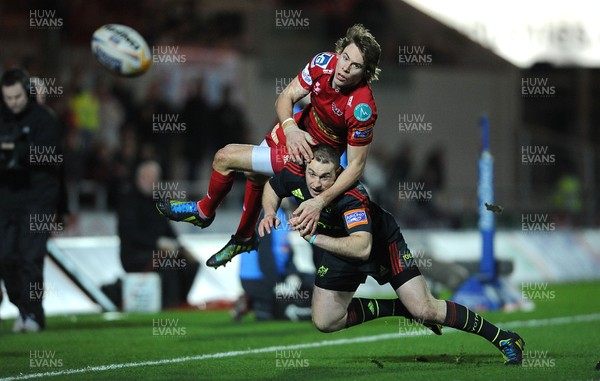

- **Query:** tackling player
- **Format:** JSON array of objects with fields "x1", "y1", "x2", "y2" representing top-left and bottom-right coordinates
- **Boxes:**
[
  {"x1": 258, "y1": 144, "x2": 525, "y2": 365},
  {"x1": 157, "y1": 24, "x2": 380, "y2": 268}
]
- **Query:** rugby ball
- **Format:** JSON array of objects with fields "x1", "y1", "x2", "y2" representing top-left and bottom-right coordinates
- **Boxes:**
[{"x1": 91, "y1": 24, "x2": 152, "y2": 77}]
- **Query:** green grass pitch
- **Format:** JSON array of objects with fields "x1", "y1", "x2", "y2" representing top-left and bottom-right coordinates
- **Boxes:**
[{"x1": 1, "y1": 281, "x2": 599, "y2": 381}]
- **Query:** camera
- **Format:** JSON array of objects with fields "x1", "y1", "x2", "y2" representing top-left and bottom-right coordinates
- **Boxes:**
[{"x1": 0, "y1": 122, "x2": 30, "y2": 170}]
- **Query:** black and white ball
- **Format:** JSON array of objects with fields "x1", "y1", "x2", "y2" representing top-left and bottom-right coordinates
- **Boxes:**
[{"x1": 91, "y1": 24, "x2": 152, "y2": 77}]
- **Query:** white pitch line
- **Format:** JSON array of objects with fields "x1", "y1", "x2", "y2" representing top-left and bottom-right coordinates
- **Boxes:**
[{"x1": 2, "y1": 312, "x2": 599, "y2": 381}]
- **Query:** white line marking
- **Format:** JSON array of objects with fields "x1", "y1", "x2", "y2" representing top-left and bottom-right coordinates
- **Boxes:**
[{"x1": 2, "y1": 313, "x2": 599, "y2": 381}]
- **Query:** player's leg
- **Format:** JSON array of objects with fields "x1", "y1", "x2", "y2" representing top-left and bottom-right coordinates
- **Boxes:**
[
  {"x1": 205, "y1": 142, "x2": 279, "y2": 268},
  {"x1": 390, "y1": 242, "x2": 525, "y2": 365},
  {"x1": 312, "y1": 252, "x2": 420, "y2": 332},
  {"x1": 205, "y1": 172, "x2": 269, "y2": 268},
  {"x1": 156, "y1": 142, "x2": 269, "y2": 229},
  {"x1": 311, "y1": 286, "x2": 354, "y2": 332}
]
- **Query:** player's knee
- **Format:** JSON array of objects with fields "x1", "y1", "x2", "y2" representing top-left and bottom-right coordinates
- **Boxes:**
[
  {"x1": 244, "y1": 172, "x2": 269, "y2": 185},
  {"x1": 409, "y1": 300, "x2": 438, "y2": 323},
  {"x1": 312, "y1": 318, "x2": 338, "y2": 333},
  {"x1": 213, "y1": 145, "x2": 234, "y2": 170},
  {"x1": 312, "y1": 313, "x2": 342, "y2": 333}
]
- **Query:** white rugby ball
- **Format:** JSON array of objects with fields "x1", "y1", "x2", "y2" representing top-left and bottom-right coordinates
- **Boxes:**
[{"x1": 91, "y1": 24, "x2": 152, "y2": 77}]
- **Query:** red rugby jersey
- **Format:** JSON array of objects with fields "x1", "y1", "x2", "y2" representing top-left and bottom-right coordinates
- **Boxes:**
[{"x1": 296, "y1": 51, "x2": 377, "y2": 151}]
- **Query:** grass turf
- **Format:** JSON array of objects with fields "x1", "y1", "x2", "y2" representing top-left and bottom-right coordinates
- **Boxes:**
[{"x1": 1, "y1": 281, "x2": 599, "y2": 381}]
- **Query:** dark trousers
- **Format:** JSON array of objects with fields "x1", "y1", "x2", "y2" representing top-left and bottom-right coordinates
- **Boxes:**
[{"x1": 0, "y1": 208, "x2": 51, "y2": 328}]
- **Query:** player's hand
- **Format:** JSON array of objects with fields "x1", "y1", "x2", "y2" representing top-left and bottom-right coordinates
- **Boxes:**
[
  {"x1": 290, "y1": 196, "x2": 324, "y2": 236},
  {"x1": 284, "y1": 126, "x2": 315, "y2": 164},
  {"x1": 258, "y1": 213, "x2": 280, "y2": 237}
]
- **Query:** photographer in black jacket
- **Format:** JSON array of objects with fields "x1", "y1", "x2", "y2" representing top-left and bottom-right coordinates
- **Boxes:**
[{"x1": 0, "y1": 68, "x2": 62, "y2": 332}]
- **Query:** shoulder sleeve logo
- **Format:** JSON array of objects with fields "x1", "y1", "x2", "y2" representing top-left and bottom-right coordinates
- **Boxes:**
[
  {"x1": 344, "y1": 208, "x2": 368, "y2": 229},
  {"x1": 354, "y1": 103, "x2": 372, "y2": 122},
  {"x1": 301, "y1": 64, "x2": 312, "y2": 86}
]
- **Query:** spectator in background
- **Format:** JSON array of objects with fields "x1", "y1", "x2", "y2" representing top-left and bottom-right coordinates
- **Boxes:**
[
  {"x1": 181, "y1": 78, "x2": 215, "y2": 181},
  {"x1": 135, "y1": 80, "x2": 174, "y2": 179},
  {"x1": 117, "y1": 160, "x2": 199, "y2": 309},
  {"x1": 69, "y1": 81, "x2": 100, "y2": 151},
  {"x1": 415, "y1": 145, "x2": 445, "y2": 222},
  {"x1": 0, "y1": 68, "x2": 64, "y2": 332}
]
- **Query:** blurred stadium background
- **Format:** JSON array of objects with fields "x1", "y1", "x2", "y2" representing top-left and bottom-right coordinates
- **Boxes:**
[{"x1": 1, "y1": 0, "x2": 599, "y2": 319}]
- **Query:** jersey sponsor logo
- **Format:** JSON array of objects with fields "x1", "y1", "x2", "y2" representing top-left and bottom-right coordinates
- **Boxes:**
[
  {"x1": 354, "y1": 103, "x2": 372, "y2": 122},
  {"x1": 352, "y1": 125, "x2": 373, "y2": 140},
  {"x1": 344, "y1": 208, "x2": 368, "y2": 229},
  {"x1": 301, "y1": 64, "x2": 312, "y2": 86},
  {"x1": 292, "y1": 188, "x2": 304, "y2": 200},
  {"x1": 347, "y1": 95, "x2": 354, "y2": 108},
  {"x1": 331, "y1": 102, "x2": 343, "y2": 116},
  {"x1": 323, "y1": 69, "x2": 333, "y2": 75},
  {"x1": 312, "y1": 52, "x2": 333, "y2": 68}
]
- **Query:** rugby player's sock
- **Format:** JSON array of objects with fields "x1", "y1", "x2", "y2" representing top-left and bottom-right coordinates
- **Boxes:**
[
  {"x1": 197, "y1": 170, "x2": 234, "y2": 217},
  {"x1": 234, "y1": 180, "x2": 264, "y2": 240},
  {"x1": 345, "y1": 298, "x2": 412, "y2": 328},
  {"x1": 443, "y1": 301, "x2": 510, "y2": 349}
]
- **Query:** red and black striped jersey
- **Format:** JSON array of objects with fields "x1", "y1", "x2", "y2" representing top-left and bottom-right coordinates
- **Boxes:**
[{"x1": 269, "y1": 161, "x2": 401, "y2": 254}]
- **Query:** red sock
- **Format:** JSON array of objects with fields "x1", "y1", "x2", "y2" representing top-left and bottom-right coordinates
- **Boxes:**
[
  {"x1": 235, "y1": 180, "x2": 264, "y2": 239},
  {"x1": 197, "y1": 170, "x2": 234, "y2": 217}
]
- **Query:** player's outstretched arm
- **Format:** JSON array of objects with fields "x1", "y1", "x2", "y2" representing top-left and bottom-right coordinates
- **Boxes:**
[
  {"x1": 293, "y1": 144, "x2": 369, "y2": 237},
  {"x1": 258, "y1": 182, "x2": 282, "y2": 237},
  {"x1": 275, "y1": 77, "x2": 314, "y2": 163},
  {"x1": 303, "y1": 231, "x2": 372, "y2": 261}
]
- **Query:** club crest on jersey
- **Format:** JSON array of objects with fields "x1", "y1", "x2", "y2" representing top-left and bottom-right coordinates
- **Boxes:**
[
  {"x1": 313, "y1": 82, "x2": 321, "y2": 95},
  {"x1": 344, "y1": 208, "x2": 368, "y2": 229},
  {"x1": 312, "y1": 52, "x2": 333, "y2": 68},
  {"x1": 331, "y1": 102, "x2": 343, "y2": 116},
  {"x1": 354, "y1": 103, "x2": 372, "y2": 122}
]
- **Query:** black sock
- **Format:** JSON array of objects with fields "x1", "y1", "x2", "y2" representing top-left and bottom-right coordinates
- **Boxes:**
[
  {"x1": 345, "y1": 298, "x2": 412, "y2": 328},
  {"x1": 444, "y1": 301, "x2": 509, "y2": 348}
]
